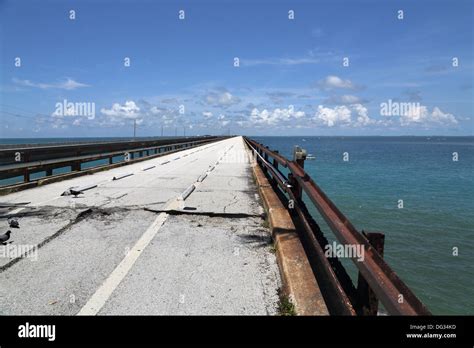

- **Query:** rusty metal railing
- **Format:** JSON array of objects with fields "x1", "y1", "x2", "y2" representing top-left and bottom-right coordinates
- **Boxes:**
[{"x1": 244, "y1": 137, "x2": 431, "y2": 316}]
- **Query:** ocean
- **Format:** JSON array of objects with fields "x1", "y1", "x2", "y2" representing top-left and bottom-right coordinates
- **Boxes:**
[
  {"x1": 1, "y1": 136, "x2": 473, "y2": 314},
  {"x1": 252, "y1": 136, "x2": 474, "y2": 315}
]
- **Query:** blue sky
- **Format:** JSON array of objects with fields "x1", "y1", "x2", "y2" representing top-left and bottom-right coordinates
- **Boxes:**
[{"x1": 1, "y1": 0, "x2": 473, "y2": 137}]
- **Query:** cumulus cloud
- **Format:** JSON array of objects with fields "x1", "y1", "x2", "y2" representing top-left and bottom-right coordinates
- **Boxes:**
[
  {"x1": 430, "y1": 107, "x2": 458, "y2": 124},
  {"x1": 352, "y1": 104, "x2": 374, "y2": 126},
  {"x1": 315, "y1": 104, "x2": 374, "y2": 127},
  {"x1": 101, "y1": 100, "x2": 141, "y2": 119},
  {"x1": 316, "y1": 105, "x2": 352, "y2": 127},
  {"x1": 249, "y1": 106, "x2": 305, "y2": 126},
  {"x1": 13, "y1": 77, "x2": 90, "y2": 90},
  {"x1": 399, "y1": 105, "x2": 458, "y2": 126},
  {"x1": 379, "y1": 100, "x2": 458, "y2": 126}
]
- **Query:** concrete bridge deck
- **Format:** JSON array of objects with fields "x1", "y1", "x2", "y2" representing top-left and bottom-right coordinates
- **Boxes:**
[{"x1": 0, "y1": 136, "x2": 282, "y2": 315}]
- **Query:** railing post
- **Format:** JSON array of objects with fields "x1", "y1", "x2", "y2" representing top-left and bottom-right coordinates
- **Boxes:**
[
  {"x1": 290, "y1": 146, "x2": 307, "y2": 200},
  {"x1": 356, "y1": 231, "x2": 385, "y2": 315},
  {"x1": 293, "y1": 145, "x2": 306, "y2": 169},
  {"x1": 24, "y1": 168, "x2": 30, "y2": 183},
  {"x1": 262, "y1": 147, "x2": 268, "y2": 175},
  {"x1": 271, "y1": 150, "x2": 279, "y2": 186},
  {"x1": 272, "y1": 150, "x2": 279, "y2": 170},
  {"x1": 72, "y1": 162, "x2": 81, "y2": 171}
]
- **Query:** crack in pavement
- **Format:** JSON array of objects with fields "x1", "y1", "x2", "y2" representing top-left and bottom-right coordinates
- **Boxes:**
[
  {"x1": 0, "y1": 208, "x2": 93, "y2": 273},
  {"x1": 144, "y1": 207, "x2": 264, "y2": 219},
  {"x1": 223, "y1": 194, "x2": 239, "y2": 214}
]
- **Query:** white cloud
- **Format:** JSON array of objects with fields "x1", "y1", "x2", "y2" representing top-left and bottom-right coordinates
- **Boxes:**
[
  {"x1": 202, "y1": 111, "x2": 213, "y2": 119},
  {"x1": 316, "y1": 105, "x2": 352, "y2": 127},
  {"x1": 430, "y1": 107, "x2": 458, "y2": 124},
  {"x1": 315, "y1": 104, "x2": 374, "y2": 127},
  {"x1": 352, "y1": 104, "x2": 374, "y2": 126},
  {"x1": 399, "y1": 105, "x2": 458, "y2": 126},
  {"x1": 318, "y1": 75, "x2": 356, "y2": 90},
  {"x1": 101, "y1": 100, "x2": 140, "y2": 119},
  {"x1": 249, "y1": 106, "x2": 306, "y2": 126},
  {"x1": 13, "y1": 77, "x2": 90, "y2": 90},
  {"x1": 398, "y1": 104, "x2": 428, "y2": 125}
]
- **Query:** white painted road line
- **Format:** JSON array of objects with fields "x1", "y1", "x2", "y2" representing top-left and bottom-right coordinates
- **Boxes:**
[
  {"x1": 179, "y1": 184, "x2": 195, "y2": 201},
  {"x1": 77, "y1": 211, "x2": 169, "y2": 315},
  {"x1": 112, "y1": 173, "x2": 134, "y2": 181}
]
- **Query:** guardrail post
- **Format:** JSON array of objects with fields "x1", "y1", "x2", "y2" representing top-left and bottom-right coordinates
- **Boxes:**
[
  {"x1": 270, "y1": 150, "x2": 279, "y2": 187},
  {"x1": 288, "y1": 173, "x2": 302, "y2": 201},
  {"x1": 23, "y1": 168, "x2": 30, "y2": 183},
  {"x1": 356, "y1": 231, "x2": 385, "y2": 315},
  {"x1": 293, "y1": 145, "x2": 306, "y2": 169},
  {"x1": 272, "y1": 150, "x2": 279, "y2": 170},
  {"x1": 289, "y1": 146, "x2": 307, "y2": 200}
]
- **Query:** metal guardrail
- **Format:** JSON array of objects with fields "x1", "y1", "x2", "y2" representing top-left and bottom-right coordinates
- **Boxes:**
[
  {"x1": 0, "y1": 136, "x2": 225, "y2": 185},
  {"x1": 244, "y1": 137, "x2": 431, "y2": 316}
]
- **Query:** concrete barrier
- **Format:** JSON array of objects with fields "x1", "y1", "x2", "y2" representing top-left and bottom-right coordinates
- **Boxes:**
[{"x1": 248, "y1": 148, "x2": 329, "y2": 315}]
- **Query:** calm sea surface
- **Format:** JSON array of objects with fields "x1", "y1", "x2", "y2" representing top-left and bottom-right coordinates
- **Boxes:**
[{"x1": 1, "y1": 136, "x2": 473, "y2": 314}]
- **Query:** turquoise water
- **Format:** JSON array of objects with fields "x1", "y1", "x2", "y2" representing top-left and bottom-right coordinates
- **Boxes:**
[{"x1": 253, "y1": 136, "x2": 474, "y2": 315}]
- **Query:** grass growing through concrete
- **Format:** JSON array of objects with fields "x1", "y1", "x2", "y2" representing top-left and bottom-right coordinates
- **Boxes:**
[
  {"x1": 269, "y1": 243, "x2": 277, "y2": 254},
  {"x1": 277, "y1": 288, "x2": 296, "y2": 316}
]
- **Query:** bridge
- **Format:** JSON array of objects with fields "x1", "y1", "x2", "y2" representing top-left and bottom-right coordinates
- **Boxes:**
[{"x1": 0, "y1": 136, "x2": 430, "y2": 315}]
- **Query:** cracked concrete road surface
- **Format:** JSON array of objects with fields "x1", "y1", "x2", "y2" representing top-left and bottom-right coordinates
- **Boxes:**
[{"x1": 0, "y1": 136, "x2": 281, "y2": 315}]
